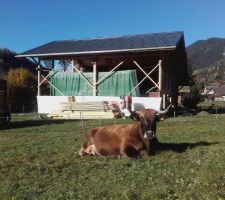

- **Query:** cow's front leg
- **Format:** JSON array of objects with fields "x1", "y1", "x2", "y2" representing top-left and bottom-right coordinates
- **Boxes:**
[
  {"x1": 148, "y1": 137, "x2": 159, "y2": 155},
  {"x1": 139, "y1": 149, "x2": 148, "y2": 158},
  {"x1": 120, "y1": 142, "x2": 140, "y2": 158},
  {"x1": 119, "y1": 147, "x2": 129, "y2": 158}
]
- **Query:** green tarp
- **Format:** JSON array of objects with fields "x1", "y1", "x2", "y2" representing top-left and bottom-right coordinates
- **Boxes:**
[{"x1": 49, "y1": 70, "x2": 140, "y2": 97}]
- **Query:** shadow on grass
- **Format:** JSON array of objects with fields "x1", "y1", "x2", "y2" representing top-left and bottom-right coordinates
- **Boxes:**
[
  {"x1": 0, "y1": 119, "x2": 79, "y2": 130},
  {"x1": 156, "y1": 141, "x2": 219, "y2": 153}
]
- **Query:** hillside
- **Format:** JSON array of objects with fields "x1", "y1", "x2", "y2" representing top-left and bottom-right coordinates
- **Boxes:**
[
  {"x1": 186, "y1": 38, "x2": 225, "y2": 85},
  {"x1": 0, "y1": 48, "x2": 36, "y2": 78}
]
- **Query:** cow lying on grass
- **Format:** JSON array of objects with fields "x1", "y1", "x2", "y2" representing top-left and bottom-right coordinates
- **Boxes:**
[{"x1": 79, "y1": 105, "x2": 171, "y2": 158}]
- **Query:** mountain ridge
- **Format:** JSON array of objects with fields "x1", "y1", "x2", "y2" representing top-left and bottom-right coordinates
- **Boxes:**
[{"x1": 186, "y1": 37, "x2": 225, "y2": 84}]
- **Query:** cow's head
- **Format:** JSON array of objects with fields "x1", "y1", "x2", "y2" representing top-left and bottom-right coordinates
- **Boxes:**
[
  {"x1": 130, "y1": 109, "x2": 157, "y2": 139},
  {"x1": 139, "y1": 109, "x2": 157, "y2": 140},
  {"x1": 130, "y1": 104, "x2": 172, "y2": 140}
]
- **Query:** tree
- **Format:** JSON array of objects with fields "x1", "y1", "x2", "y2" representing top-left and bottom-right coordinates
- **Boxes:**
[
  {"x1": 6, "y1": 68, "x2": 37, "y2": 112},
  {"x1": 182, "y1": 58, "x2": 202, "y2": 108}
]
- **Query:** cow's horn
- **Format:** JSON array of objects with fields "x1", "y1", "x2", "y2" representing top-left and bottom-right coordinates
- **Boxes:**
[{"x1": 157, "y1": 104, "x2": 172, "y2": 115}]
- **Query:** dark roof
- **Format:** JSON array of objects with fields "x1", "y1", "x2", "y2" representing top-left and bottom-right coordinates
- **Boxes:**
[
  {"x1": 17, "y1": 31, "x2": 184, "y2": 57},
  {"x1": 215, "y1": 85, "x2": 225, "y2": 96},
  {"x1": 178, "y1": 86, "x2": 190, "y2": 93}
]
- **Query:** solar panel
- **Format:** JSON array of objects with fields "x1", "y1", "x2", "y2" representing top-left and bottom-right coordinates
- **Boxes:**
[{"x1": 18, "y1": 31, "x2": 184, "y2": 57}]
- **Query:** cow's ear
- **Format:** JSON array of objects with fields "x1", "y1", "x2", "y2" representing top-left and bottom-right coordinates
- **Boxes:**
[{"x1": 130, "y1": 111, "x2": 140, "y2": 121}]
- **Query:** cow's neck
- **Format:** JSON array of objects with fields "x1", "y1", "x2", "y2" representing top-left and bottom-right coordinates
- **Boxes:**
[
  {"x1": 137, "y1": 121, "x2": 150, "y2": 149},
  {"x1": 137, "y1": 122, "x2": 146, "y2": 138}
]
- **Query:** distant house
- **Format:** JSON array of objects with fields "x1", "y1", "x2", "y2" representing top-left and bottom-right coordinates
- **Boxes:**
[
  {"x1": 214, "y1": 85, "x2": 225, "y2": 101},
  {"x1": 178, "y1": 86, "x2": 190, "y2": 94},
  {"x1": 202, "y1": 85, "x2": 225, "y2": 101},
  {"x1": 202, "y1": 85, "x2": 216, "y2": 96},
  {"x1": 178, "y1": 86, "x2": 190, "y2": 106}
]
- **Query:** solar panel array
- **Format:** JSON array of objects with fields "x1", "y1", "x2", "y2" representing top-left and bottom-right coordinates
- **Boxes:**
[{"x1": 19, "y1": 31, "x2": 184, "y2": 57}]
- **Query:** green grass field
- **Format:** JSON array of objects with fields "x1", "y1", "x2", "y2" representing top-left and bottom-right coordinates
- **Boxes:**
[{"x1": 0, "y1": 114, "x2": 225, "y2": 199}]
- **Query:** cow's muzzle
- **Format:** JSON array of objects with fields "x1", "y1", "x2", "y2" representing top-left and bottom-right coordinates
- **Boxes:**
[{"x1": 144, "y1": 131, "x2": 155, "y2": 140}]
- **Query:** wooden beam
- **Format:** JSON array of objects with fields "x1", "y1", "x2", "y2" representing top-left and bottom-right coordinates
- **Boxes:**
[
  {"x1": 145, "y1": 86, "x2": 157, "y2": 94},
  {"x1": 95, "y1": 61, "x2": 124, "y2": 86},
  {"x1": 37, "y1": 58, "x2": 41, "y2": 96},
  {"x1": 128, "y1": 62, "x2": 159, "y2": 95},
  {"x1": 92, "y1": 61, "x2": 97, "y2": 96},
  {"x1": 31, "y1": 57, "x2": 38, "y2": 65},
  {"x1": 38, "y1": 64, "x2": 57, "y2": 88},
  {"x1": 133, "y1": 61, "x2": 159, "y2": 89},
  {"x1": 41, "y1": 75, "x2": 64, "y2": 96},
  {"x1": 70, "y1": 59, "x2": 94, "y2": 89}
]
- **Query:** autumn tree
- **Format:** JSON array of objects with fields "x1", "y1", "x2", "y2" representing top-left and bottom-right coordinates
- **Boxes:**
[{"x1": 6, "y1": 68, "x2": 37, "y2": 112}]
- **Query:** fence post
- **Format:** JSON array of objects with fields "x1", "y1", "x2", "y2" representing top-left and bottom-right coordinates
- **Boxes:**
[{"x1": 216, "y1": 105, "x2": 218, "y2": 119}]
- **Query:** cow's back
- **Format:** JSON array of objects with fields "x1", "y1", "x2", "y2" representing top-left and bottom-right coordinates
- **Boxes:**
[
  {"x1": 91, "y1": 125, "x2": 130, "y2": 156},
  {"x1": 88, "y1": 123, "x2": 144, "y2": 156}
]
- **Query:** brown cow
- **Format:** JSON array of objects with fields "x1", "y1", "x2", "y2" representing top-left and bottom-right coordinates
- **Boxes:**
[{"x1": 79, "y1": 105, "x2": 171, "y2": 158}]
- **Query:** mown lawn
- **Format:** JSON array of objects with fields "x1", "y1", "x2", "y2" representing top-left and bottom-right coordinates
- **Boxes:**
[{"x1": 0, "y1": 113, "x2": 225, "y2": 199}]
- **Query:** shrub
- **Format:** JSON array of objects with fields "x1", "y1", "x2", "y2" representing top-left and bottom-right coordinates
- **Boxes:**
[{"x1": 6, "y1": 68, "x2": 37, "y2": 112}]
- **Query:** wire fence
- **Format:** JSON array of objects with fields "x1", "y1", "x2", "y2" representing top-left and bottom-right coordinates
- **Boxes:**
[
  {"x1": 2, "y1": 102, "x2": 225, "y2": 130},
  {"x1": 0, "y1": 112, "x2": 39, "y2": 123},
  {"x1": 198, "y1": 105, "x2": 225, "y2": 114},
  {"x1": 10, "y1": 112, "x2": 40, "y2": 121},
  {"x1": 8, "y1": 103, "x2": 38, "y2": 114}
]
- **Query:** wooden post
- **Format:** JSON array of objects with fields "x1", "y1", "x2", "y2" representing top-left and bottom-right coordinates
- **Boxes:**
[
  {"x1": 73, "y1": 59, "x2": 79, "y2": 72},
  {"x1": 52, "y1": 60, "x2": 54, "y2": 70},
  {"x1": 71, "y1": 59, "x2": 74, "y2": 71},
  {"x1": 163, "y1": 94, "x2": 166, "y2": 109},
  {"x1": 159, "y1": 60, "x2": 165, "y2": 108},
  {"x1": 92, "y1": 61, "x2": 97, "y2": 96},
  {"x1": 159, "y1": 60, "x2": 162, "y2": 93},
  {"x1": 37, "y1": 58, "x2": 41, "y2": 96}
]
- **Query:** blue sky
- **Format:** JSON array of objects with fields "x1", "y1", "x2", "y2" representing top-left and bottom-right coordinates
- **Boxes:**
[{"x1": 1, "y1": 0, "x2": 225, "y2": 53}]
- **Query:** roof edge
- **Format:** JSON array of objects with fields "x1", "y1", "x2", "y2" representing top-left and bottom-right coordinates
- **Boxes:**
[{"x1": 16, "y1": 45, "x2": 176, "y2": 58}]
